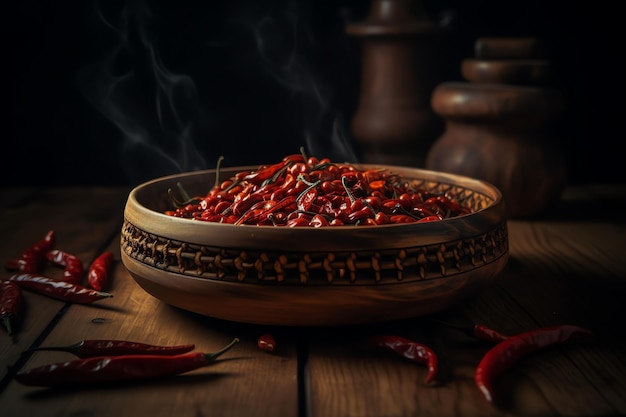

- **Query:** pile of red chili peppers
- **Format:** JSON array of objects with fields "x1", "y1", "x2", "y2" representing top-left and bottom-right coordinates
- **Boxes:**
[
  {"x1": 370, "y1": 322, "x2": 592, "y2": 405},
  {"x1": 165, "y1": 151, "x2": 471, "y2": 227},
  {"x1": 1, "y1": 230, "x2": 115, "y2": 336}
]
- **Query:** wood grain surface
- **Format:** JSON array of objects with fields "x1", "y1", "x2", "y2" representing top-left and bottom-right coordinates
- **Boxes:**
[{"x1": 1, "y1": 185, "x2": 625, "y2": 417}]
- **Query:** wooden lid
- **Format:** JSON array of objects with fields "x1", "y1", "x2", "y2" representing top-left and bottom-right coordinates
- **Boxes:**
[
  {"x1": 474, "y1": 37, "x2": 545, "y2": 59},
  {"x1": 461, "y1": 59, "x2": 552, "y2": 85},
  {"x1": 431, "y1": 82, "x2": 563, "y2": 120}
]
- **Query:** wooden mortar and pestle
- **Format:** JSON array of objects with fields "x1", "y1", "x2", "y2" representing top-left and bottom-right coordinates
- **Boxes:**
[{"x1": 425, "y1": 37, "x2": 567, "y2": 219}]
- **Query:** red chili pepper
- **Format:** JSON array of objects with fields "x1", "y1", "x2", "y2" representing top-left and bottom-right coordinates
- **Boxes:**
[
  {"x1": 472, "y1": 325, "x2": 509, "y2": 344},
  {"x1": 296, "y1": 185, "x2": 319, "y2": 212},
  {"x1": 24, "y1": 339, "x2": 196, "y2": 358},
  {"x1": 15, "y1": 338, "x2": 239, "y2": 387},
  {"x1": 370, "y1": 335, "x2": 438, "y2": 385},
  {"x1": 309, "y1": 214, "x2": 329, "y2": 227},
  {"x1": 235, "y1": 196, "x2": 297, "y2": 226},
  {"x1": 390, "y1": 214, "x2": 417, "y2": 224},
  {"x1": 282, "y1": 153, "x2": 306, "y2": 164},
  {"x1": 348, "y1": 206, "x2": 375, "y2": 223},
  {"x1": 417, "y1": 215, "x2": 441, "y2": 223},
  {"x1": 474, "y1": 324, "x2": 592, "y2": 403},
  {"x1": 9, "y1": 274, "x2": 113, "y2": 304},
  {"x1": 230, "y1": 193, "x2": 265, "y2": 216},
  {"x1": 287, "y1": 216, "x2": 311, "y2": 227},
  {"x1": 87, "y1": 252, "x2": 114, "y2": 291},
  {"x1": 243, "y1": 161, "x2": 289, "y2": 183},
  {"x1": 1, "y1": 281, "x2": 23, "y2": 336},
  {"x1": 374, "y1": 211, "x2": 390, "y2": 225},
  {"x1": 45, "y1": 249, "x2": 84, "y2": 285},
  {"x1": 5, "y1": 230, "x2": 55, "y2": 273},
  {"x1": 429, "y1": 319, "x2": 509, "y2": 344},
  {"x1": 257, "y1": 334, "x2": 276, "y2": 352}
]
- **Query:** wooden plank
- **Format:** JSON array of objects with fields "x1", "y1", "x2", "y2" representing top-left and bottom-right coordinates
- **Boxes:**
[
  {"x1": 1, "y1": 235, "x2": 300, "y2": 417},
  {"x1": 305, "y1": 207, "x2": 626, "y2": 416}
]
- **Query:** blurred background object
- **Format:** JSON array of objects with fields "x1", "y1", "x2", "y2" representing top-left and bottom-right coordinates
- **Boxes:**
[
  {"x1": 426, "y1": 37, "x2": 567, "y2": 219},
  {"x1": 2, "y1": 0, "x2": 623, "y2": 188},
  {"x1": 346, "y1": 0, "x2": 444, "y2": 167}
]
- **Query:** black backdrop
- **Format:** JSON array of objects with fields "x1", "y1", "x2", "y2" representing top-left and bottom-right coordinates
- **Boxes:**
[{"x1": 3, "y1": 1, "x2": 623, "y2": 186}]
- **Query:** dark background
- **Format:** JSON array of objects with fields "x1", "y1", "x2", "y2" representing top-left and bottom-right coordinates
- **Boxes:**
[{"x1": 2, "y1": 0, "x2": 623, "y2": 187}]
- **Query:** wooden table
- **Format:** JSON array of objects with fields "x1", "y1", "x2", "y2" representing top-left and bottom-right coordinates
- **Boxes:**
[{"x1": 1, "y1": 184, "x2": 625, "y2": 417}]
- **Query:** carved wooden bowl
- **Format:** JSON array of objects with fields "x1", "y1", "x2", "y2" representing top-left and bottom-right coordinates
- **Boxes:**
[{"x1": 120, "y1": 165, "x2": 509, "y2": 326}]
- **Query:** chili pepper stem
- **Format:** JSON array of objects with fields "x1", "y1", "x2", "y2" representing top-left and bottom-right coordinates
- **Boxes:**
[
  {"x1": 2, "y1": 316, "x2": 12, "y2": 336},
  {"x1": 23, "y1": 341, "x2": 83, "y2": 355},
  {"x1": 341, "y1": 176, "x2": 356, "y2": 204},
  {"x1": 205, "y1": 338, "x2": 239, "y2": 361},
  {"x1": 213, "y1": 155, "x2": 225, "y2": 188},
  {"x1": 299, "y1": 146, "x2": 308, "y2": 161},
  {"x1": 177, "y1": 182, "x2": 192, "y2": 202}
]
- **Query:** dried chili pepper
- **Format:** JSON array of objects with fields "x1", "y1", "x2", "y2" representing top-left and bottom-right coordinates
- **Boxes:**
[
  {"x1": 45, "y1": 249, "x2": 84, "y2": 285},
  {"x1": 24, "y1": 339, "x2": 195, "y2": 358},
  {"x1": 474, "y1": 324, "x2": 592, "y2": 403},
  {"x1": 470, "y1": 325, "x2": 508, "y2": 344},
  {"x1": 165, "y1": 152, "x2": 471, "y2": 226},
  {"x1": 87, "y1": 251, "x2": 114, "y2": 291},
  {"x1": 429, "y1": 319, "x2": 508, "y2": 343},
  {"x1": 5, "y1": 230, "x2": 55, "y2": 273},
  {"x1": 370, "y1": 335, "x2": 438, "y2": 384},
  {"x1": 257, "y1": 334, "x2": 276, "y2": 352},
  {"x1": 15, "y1": 338, "x2": 239, "y2": 387},
  {"x1": 8, "y1": 274, "x2": 113, "y2": 304},
  {"x1": 1, "y1": 281, "x2": 23, "y2": 336},
  {"x1": 243, "y1": 160, "x2": 291, "y2": 184}
]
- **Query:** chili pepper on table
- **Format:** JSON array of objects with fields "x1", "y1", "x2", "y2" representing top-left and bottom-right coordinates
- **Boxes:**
[
  {"x1": 5, "y1": 230, "x2": 55, "y2": 273},
  {"x1": 474, "y1": 324, "x2": 592, "y2": 403},
  {"x1": 370, "y1": 335, "x2": 438, "y2": 385},
  {"x1": 8, "y1": 274, "x2": 113, "y2": 304},
  {"x1": 1, "y1": 281, "x2": 23, "y2": 336},
  {"x1": 15, "y1": 338, "x2": 239, "y2": 387},
  {"x1": 257, "y1": 334, "x2": 276, "y2": 352},
  {"x1": 429, "y1": 319, "x2": 509, "y2": 344},
  {"x1": 45, "y1": 249, "x2": 84, "y2": 285},
  {"x1": 24, "y1": 339, "x2": 196, "y2": 358},
  {"x1": 87, "y1": 251, "x2": 114, "y2": 291}
]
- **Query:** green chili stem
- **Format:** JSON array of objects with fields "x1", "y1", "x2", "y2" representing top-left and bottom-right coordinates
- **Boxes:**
[
  {"x1": 204, "y1": 338, "x2": 239, "y2": 361},
  {"x1": 2, "y1": 316, "x2": 12, "y2": 336},
  {"x1": 168, "y1": 188, "x2": 201, "y2": 208},
  {"x1": 299, "y1": 146, "x2": 308, "y2": 162},
  {"x1": 262, "y1": 164, "x2": 290, "y2": 187},
  {"x1": 309, "y1": 162, "x2": 334, "y2": 171},
  {"x1": 341, "y1": 176, "x2": 356, "y2": 204},
  {"x1": 213, "y1": 156, "x2": 225, "y2": 189},
  {"x1": 296, "y1": 174, "x2": 317, "y2": 187},
  {"x1": 176, "y1": 182, "x2": 192, "y2": 202}
]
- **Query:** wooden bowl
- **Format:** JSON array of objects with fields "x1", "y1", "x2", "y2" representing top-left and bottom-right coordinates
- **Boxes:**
[{"x1": 120, "y1": 165, "x2": 509, "y2": 326}]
